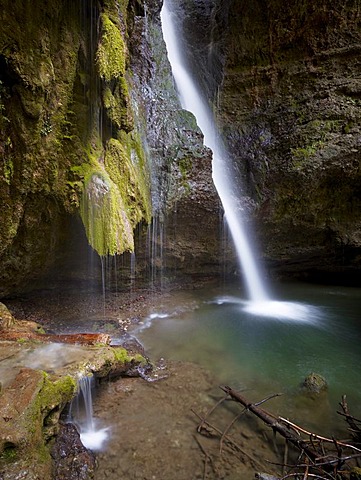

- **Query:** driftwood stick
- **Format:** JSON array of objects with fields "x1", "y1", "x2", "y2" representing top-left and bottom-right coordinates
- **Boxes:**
[
  {"x1": 193, "y1": 435, "x2": 212, "y2": 480},
  {"x1": 196, "y1": 394, "x2": 228, "y2": 433},
  {"x1": 254, "y1": 393, "x2": 284, "y2": 408},
  {"x1": 338, "y1": 395, "x2": 361, "y2": 439},
  {"x1": 279, "y1": 417, "x2": 361, "y2": 454},
  {"x1": 220, "y1": 386, "x2": 319, "y2": 462},
  {"x1": 283, "y1": 440, "x2": 288, "y2": 475},
  {"x1": 302, "y1": 457, "x2": 309, "y2": 480},
  {"x1": 281, "y1": 474, "x2": 330, "y2": 480}
]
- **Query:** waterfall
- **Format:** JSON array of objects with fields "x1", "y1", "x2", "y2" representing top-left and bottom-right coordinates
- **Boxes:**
[
  {"x1": 160, "y1": 0, "x2": 321, "y2": 323},
  {"x1": 160, "y1": 0, "x2": 268, "y2": 302},
  {"x1": 70, "y1": 375, "x2": 108, "y2": 450}
]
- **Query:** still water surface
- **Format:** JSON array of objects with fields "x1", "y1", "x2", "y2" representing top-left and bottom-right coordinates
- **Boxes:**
[{"x1": 135, "y1": 281, "x2": 361, "y2": 436}]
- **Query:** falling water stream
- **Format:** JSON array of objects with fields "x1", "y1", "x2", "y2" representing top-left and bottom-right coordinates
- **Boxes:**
[
  {"x1": 160, "y1": 0, "x2": 319, "y2": 323},
  {"x1": 70, "y1": 375, "x2": 109, "y2": 451},
  {"x1": 161, "y1": 0, "x2": 268, "y2": 302}
]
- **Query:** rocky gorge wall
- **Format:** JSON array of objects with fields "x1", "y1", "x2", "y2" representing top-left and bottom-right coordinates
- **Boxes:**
[
  {"x1": 0, "y1": 0, "x2": 156, "y2": 296},
  {"x1": 215, "y1": 0, "x2": 361, "y2": 283},
  {"x1": 1, "y1": 0, "x2": 361, "y2": 298}
]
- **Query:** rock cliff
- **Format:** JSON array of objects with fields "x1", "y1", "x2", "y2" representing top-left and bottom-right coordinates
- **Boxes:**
[
  {"x1": 215, "y1": 0, "x2": 361, "y2": 282},
  {"x1": 0, "y1": 0, "x2": 152, "y2": 296}
]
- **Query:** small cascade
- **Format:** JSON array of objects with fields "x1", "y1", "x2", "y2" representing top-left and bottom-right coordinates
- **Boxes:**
[{"x1": 70, "y1": 375, "x2": 108, "y2": 451}]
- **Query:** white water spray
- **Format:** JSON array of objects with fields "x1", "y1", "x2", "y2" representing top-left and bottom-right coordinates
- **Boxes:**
[{"x1": 161, "y1": 0, "x2": 320, "y2": 322}]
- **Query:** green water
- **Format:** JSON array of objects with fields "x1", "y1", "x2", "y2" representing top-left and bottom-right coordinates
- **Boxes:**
[{"x1": 136, "y1": 281, "x2": 361, "y2": 436}]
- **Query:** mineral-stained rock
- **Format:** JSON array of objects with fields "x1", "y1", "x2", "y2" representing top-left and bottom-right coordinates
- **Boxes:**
[{"x1": 0, "y1": 368, "x2": 76, "y2": 480}]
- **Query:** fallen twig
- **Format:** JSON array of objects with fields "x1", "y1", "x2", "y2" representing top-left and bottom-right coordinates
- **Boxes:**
[
  {"x1": 191, "y1": 408, "x2": 263, "y2": 468},
  {"x1": 279, "y1": 417, "x2": 361, "y2": 454},
  {"x1": 193, "y1": 435, "x2": 212, "y2": 480}
]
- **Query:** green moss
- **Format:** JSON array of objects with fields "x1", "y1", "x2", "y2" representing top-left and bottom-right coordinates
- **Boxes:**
[
  {"x1": 351, "y1": 467, "x2": 361, "y2": 479},
  {"x1": 112, "y1": 346, "x2": 147, "y2": 366},
  {"x1": 80, "y1": 165, "x2": 134, "y2": 256},
  {"x1": 0, "y1": 443, "x2": 18, "y2": 463},
  {"x1": 3, "y1": 157, "x2": 14, "y2": 185},
  {"x1": 96, "y1": 13, "x2": 126, "y2": 82},
  {"x1": 37, "y1": 373, "x2": 77, "y2": 412},
  {"x1": 24, "y1": 372, "x2": 76, "y2": 437},
  {"x1": 105, "y1": 136, "x2": 151, "y2": 224},
  {"x1": 103, "y1": 80, "x2": 133, "y2": 131}
]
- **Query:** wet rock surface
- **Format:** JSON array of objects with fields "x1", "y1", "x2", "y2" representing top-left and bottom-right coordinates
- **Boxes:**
[
  {"x1": 302, "y1": 372, "x2": 328, "y2": 394},
  {"x1": 0, "y1": 284, "x2": 283, "y2": 479},
  {"x1": 92, "y1": 361, "x2": 281, "y2": 480},
  {"x1": 51, "y1": 423, "x2": 96, "y2": 480}
]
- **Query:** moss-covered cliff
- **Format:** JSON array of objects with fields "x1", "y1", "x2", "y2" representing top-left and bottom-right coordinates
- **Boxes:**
[{"x1": 0, "y1": 0, "x2": 152, "y2": 296}]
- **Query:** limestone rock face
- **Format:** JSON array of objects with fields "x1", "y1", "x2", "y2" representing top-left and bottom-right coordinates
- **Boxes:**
[
  {"x1": 215, "y1": 0, "x2": 361, "y2": 282},
  {"x1": 127, "y1": 0, "x2": 228, "y2": 284}
]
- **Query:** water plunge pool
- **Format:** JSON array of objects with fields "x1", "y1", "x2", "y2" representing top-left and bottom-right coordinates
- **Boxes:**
[{"x1": 133, "y1": 280, "x2": 361, "y2": 437}]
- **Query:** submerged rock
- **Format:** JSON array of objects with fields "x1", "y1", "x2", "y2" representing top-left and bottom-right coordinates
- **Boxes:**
[{"x1": 302, "y1": 372, "x2": 328, "y2": 394}]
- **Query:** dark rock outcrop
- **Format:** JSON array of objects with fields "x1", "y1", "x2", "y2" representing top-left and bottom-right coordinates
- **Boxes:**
[
  {"x1": 51, "y1": 423, "x2": 96, "y2": 480},
  {"x1": 167, "y1": 0, "x2": 361, "y2": 283}
]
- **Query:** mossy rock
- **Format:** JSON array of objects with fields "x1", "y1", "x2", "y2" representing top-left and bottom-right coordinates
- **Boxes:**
[
  {"x1": 0, "y1": 368, "x2": 77, "y2": 479},
  {"x1": 96, "y1": 13, "x2": 126, "y2": 82},
  {"x1": 79, "y1": 135, "x2": 151, "y2": 257},
  {"x1": 302, "y1": 372, "x2": 328, "y2": 394},
  {"x1": 0, "y1": 302, "x2": 15, "y2": 329},
  {"x1": 0, "y1": 340, "x2": 150, "y2": 478}
]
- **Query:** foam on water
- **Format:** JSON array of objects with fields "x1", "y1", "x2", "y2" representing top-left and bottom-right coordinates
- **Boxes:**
[
  {"x1": 214, "y1": 296, "x2": 323, "y2": 324},
  {"x1": 243, "y1": 300, "x2": 321, "y2": 323},
  {"x1": 80, "y1": 427, "x2": 109, "y2": 451}
]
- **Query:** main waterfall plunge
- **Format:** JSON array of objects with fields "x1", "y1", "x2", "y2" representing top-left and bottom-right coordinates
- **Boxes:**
[{"x1": 161, "y1": 0, "x2": 316, "y2": 322}]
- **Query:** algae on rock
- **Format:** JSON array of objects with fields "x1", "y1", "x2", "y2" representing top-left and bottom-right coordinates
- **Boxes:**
[
  {"x1": 0, "y1": 0, "x2": 153, "y2": 294},
  {"x1": 77, "y1": 2, "x2": 152, "y2": 258}
]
